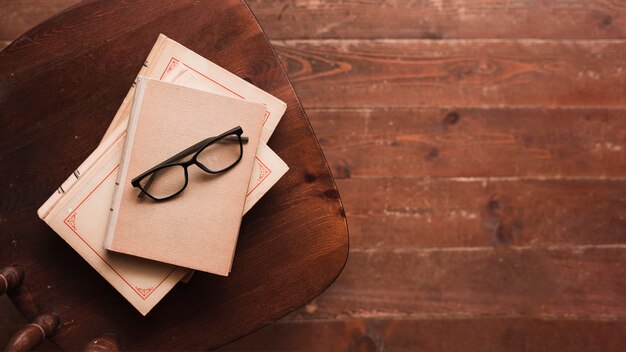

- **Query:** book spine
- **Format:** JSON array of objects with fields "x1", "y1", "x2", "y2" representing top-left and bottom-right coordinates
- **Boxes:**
[{"x1": 103, "y1": 77, "x2": 148, "y2": 250}]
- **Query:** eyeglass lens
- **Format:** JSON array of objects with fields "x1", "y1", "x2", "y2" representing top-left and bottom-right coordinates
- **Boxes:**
[
  {"x1": 196, "y1": 135, "x2": 242, "y2": 172},
  {"x1": 138, "y1": 165, "x2": 186, "y2": 199}
]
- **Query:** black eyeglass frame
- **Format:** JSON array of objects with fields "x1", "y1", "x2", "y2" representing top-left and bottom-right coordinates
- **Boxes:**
[{"x1": 130, "y1": 126, "x2": 246, "y2": 201}]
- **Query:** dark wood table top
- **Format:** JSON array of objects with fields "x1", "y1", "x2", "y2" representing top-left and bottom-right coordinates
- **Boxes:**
[{"x1": 0, "y1": 0, "x2": 348, "y2": 349}]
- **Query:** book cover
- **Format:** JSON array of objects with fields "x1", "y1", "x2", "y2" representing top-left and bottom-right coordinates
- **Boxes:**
[{"x1": 105, "y1": 78, "x2": 266, "y2": 275}]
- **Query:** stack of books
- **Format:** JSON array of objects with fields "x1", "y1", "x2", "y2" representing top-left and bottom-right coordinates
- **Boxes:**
[{"x1": 37, "y1": 34, "x2": 289, "y2": 315}]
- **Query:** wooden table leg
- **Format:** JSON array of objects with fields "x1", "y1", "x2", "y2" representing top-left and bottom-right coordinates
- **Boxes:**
[
  {"x1": 0, "y1": 266, "x2": 24, "y2": 295},
  {"x1": 5, "y1": 313, "x2": 60, "y2": 352}
]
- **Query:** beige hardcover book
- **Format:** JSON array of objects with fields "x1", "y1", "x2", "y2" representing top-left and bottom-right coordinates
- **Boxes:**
[
  {"x1": 37, "y1": 123, "x2": 189, "y2": 316},
  {"x1": 105, "y1": 78, "x2": 265, "y2": 275}
]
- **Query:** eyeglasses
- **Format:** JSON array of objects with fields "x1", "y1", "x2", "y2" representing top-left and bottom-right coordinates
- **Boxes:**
[{"x1": 131, "y1": 126, "x2": 247, "y2": 201}]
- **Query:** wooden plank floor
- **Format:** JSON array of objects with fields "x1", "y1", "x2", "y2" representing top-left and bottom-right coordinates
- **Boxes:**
[{"x1": 2, "y1": 0, "x2": 625, "y2": 350}]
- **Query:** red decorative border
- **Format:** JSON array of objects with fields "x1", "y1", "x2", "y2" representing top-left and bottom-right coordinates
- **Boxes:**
[
  {"x1": 63, "y1": 164, "x2": 176, "y2": 301},
  {"x1": 160, "y1": 57, "x2": 272, "y2": 124},
  {"x1": 247, "y1": 156, "x2": 272, "y2": 196},
  {"x1": 262, "y1": 110, "x2": 270, "y2": 124}
]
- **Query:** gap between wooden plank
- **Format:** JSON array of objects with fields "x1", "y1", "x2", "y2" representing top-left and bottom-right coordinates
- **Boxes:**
[
  {"x1": 341, "y1": 176, "x2": 626, "y2": 181},
  {"x1": 272, "y1": 38, "x2": 626, "y2": 44},
  {"x1": 349, "y1": 244, "x2": 626, "y2": 254},
  {"x1": 280, "y1": 313, "x2": 626, "y2": 322},
  {"x1": 306, "y1": 107, "x2": 626, "y2": 111}
]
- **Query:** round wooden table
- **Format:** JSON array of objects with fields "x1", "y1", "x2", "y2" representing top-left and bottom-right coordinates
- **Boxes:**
[{"x1": 0, "y1": 0, "x2": 348, "y2": 349}]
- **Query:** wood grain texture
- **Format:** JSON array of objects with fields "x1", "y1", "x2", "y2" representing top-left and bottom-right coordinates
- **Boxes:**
[
  {"x1": 221, "y1": 319, "x2": 626, "y2": 351},
  {"x1": 247, "y1": 0, "x2": 626, "y2": 40},
  {"x1": 0, "y1": 0, "x2": 348, "y2": 350},
  {"x1": 308, "y1": 108, "x2": 626, "y2": 178},
  {"x1": 0, "y1": 0, "x2": 77, "y2": 40},
  {"x1": 3, "y1": 0, "x2": 626, "y2": 42},
  {"x1": 273, "y1": 40, "x2": 626, "y2": 108},
  {"x1": 1, "y1": 0, "x2": 626, "y2": 351},
  {"x1": 284, "y1": 247, "x2": 626, "y2": 321},
  {"x1": 338, "y1": 178, "x2": 626, "y2": 249}
]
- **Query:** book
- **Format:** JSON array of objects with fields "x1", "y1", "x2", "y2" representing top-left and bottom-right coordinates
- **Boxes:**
[
  {"x1": 104, "y1": 78, "x2": 266, "y2": 275},
  {"x1": 37, "y1": 122, "x2": 189, "y2": 316}
]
